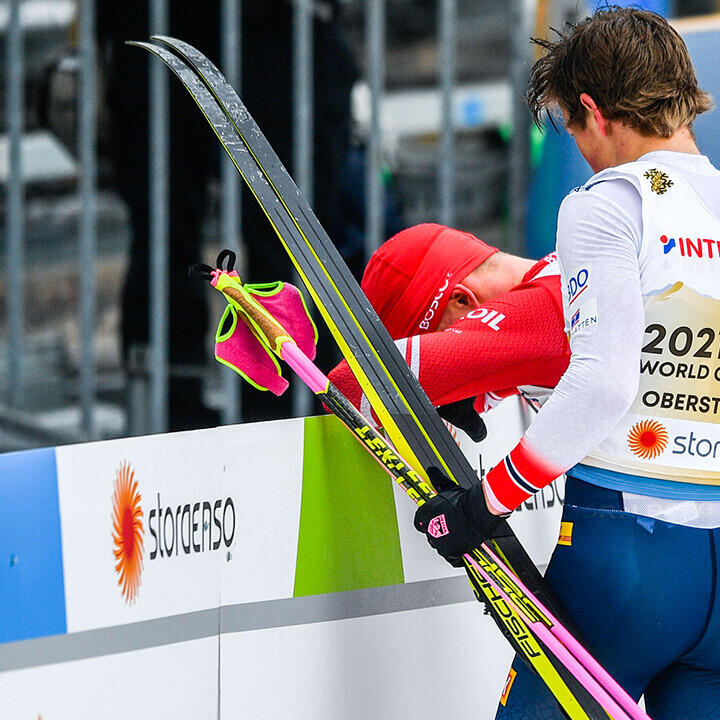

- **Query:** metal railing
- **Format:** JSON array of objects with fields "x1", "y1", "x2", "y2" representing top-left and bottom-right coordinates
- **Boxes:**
[
  {"x1": 6, "y1": 0, "x2": 24, "y2": 412},
  {"x1": 220, "y1": 0, "x2": 241, "y2": 428},
  {"x1": 78, "y1": 0, "x2": 96, "y2": 436},
  {"x1": 148, "y1": 0, "x2": 169, "y2": 434},
  {"x1": 1, "y1": 0, "x2": 536, "y2": 446}
]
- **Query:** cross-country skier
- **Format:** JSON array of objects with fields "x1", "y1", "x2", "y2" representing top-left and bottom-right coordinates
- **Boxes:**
[
  {"x1": 412, "y1": 8, "x2": 720, "y2": 719},
  {"x1": 328, "y1": 222, "x2": 570, "y2": 439}
]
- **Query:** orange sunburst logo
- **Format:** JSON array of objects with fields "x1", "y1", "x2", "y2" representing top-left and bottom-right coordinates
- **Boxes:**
[
  {"x1": 627, "y1": 420, "x2": 669, "y2": 460},
  {"x1": 111, "y1": 461, "x2": 144, "y2": 604}
]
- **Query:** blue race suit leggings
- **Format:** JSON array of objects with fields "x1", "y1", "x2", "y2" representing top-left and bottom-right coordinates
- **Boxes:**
[{"x1": 495, "y1": 475, "x2": 720, "y2": 720}]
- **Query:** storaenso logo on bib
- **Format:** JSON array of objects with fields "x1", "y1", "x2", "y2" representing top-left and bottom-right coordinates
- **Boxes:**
[
  {"x1": 623, "y1": 419, "x2": 720, "y2": 462},
  {"x1": 419, "y1": 275, "x2": 450, "y2": 331},
  {"x1": 627, "y1": 420, "x2": 669, "y2": 460},
  {"x1": 672, "y1": 431, "x2": 720, "y2": 459}
]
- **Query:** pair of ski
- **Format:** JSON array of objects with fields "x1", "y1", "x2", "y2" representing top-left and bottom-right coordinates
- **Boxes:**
[{"x1": 131, "y1": 37, "x2": 649, "y2": 720}]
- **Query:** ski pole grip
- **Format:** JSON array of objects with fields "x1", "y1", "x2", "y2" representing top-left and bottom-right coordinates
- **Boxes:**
[{"x1": 221, "y1": 285, "x2": 287, "y2": 350}]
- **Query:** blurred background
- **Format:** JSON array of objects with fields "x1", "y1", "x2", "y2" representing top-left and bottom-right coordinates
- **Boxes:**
[{"x1": 0, "y1": 0, "x2": 718, "y2": 451}]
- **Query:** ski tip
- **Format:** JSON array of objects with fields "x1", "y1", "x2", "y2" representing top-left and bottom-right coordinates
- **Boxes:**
[
  {"x1": 150, "y1": 35, "x2": 193, "y2": 54},
  {"x1": 150, "y1": 35, "x2": 179, "y2": 44},
  {"x1": 125, "y1": 40, "x2": 155, "y2": 50}
]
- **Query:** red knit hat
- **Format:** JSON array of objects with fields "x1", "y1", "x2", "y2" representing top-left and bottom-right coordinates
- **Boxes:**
[{"x1": 361, "y1": 223, "x2": 499, "y2": 339}]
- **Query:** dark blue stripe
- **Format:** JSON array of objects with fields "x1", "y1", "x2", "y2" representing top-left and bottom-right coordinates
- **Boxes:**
[{"x1": 505, "y1": 457, "x2": 537, "y2": 494}]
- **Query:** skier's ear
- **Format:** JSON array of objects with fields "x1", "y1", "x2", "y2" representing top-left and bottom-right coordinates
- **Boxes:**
[
  {"x1": 438, "y1": 284, "x2": 480, "y2": 330},
  {"x1": 450, "y1": 283, "x2": 479, "y2": 309}
]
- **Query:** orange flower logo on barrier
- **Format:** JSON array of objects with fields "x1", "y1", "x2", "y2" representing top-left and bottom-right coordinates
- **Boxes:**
[
  {"x1": 627, "y1": 420, "x2": 669, "y2": 460},
  {"x1": 111, "y1": 461, "x2": 144, "y2": 604}
]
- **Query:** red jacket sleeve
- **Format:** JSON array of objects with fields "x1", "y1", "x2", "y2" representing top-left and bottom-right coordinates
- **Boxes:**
[{"x1": 328, "y1": 279, "x2": 570, "y2": 411}]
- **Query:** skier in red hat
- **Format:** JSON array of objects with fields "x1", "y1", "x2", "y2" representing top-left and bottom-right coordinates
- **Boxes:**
[{"x1": 329, "y1": 222, "x2": 569, "y2": 438}]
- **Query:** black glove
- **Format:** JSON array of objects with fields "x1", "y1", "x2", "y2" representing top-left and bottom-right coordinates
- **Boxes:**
[
  {"x1": 414, "y1": 467, "x2": 505, "y2": 566},
  {"x1": 437, "y1": 398, "x2": 487, "y2": 442}
]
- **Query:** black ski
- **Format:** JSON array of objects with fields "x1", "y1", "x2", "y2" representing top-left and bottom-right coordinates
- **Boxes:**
[{"x1": 130, "y1": 38, "x2": 607, "y2": 719}]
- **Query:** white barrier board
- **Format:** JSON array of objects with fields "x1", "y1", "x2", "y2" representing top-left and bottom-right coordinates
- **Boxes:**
[{"x1": 0, "y1": 398, "x2": 563, "y2": 719}]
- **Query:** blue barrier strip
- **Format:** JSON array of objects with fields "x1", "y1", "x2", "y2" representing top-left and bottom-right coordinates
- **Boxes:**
[{"x1": 0, "y1": 447, "x2": 67, "y2": 643}]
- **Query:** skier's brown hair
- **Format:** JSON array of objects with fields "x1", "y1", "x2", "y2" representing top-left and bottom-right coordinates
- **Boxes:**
[{"x1": 527, "y1": 6, "x2": 712, "y2": 137}]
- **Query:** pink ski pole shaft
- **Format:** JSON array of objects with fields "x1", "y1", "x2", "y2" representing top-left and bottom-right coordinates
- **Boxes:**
[{"x1": 479, "y1": 545, "x2": 649, "y2": 719}]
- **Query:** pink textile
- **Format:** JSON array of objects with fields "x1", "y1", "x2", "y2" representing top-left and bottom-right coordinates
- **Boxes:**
[
  {"x1": 252, "y1": 282, "x2": 317, "y2": 361},
  {"x1": 214, "y1": 280, "x2": 317, "y2": 396}
]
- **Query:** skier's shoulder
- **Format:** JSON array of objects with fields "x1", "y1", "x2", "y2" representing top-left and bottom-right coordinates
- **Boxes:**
[
  {"x1": 559, "y1": 171, "x2": 643, "y2": 259},
  {"x1": 510, "y1": 253, "x2": 562, "y2": 306},
  {"x1": 456, "y1": 255, "x2": 563, "y2": 330},
  {"x1": 562, "y1": 167, "x2": 641, "y2": 218},
  {"x1": 523, "y1": 252, "x2": 560, "y2": 283}
]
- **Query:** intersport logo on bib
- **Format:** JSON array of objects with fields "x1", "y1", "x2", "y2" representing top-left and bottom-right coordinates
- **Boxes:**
[{"x1": 659, "y1": 234, "x2": 720, "y2": 259}]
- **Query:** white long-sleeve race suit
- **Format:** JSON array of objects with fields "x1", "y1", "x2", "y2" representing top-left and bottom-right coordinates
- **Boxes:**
[{"x1": 484, "y1": 151, "x2": 720, "y2": 518}]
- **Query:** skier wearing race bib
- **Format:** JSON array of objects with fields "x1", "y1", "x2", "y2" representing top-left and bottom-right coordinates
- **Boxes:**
[{"x1": 412, "y1": 8, "x2": 720, "y2": 719}]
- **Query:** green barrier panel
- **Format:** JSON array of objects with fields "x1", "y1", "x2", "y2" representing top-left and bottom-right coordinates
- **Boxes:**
[{"x1": 294, "y1": 415, "x2": 404, "y2": 596}]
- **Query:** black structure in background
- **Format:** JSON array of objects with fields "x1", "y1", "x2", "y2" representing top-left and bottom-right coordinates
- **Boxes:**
[{"x1": 98, "y1": 1, "x2": 358, "y2": 429}]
